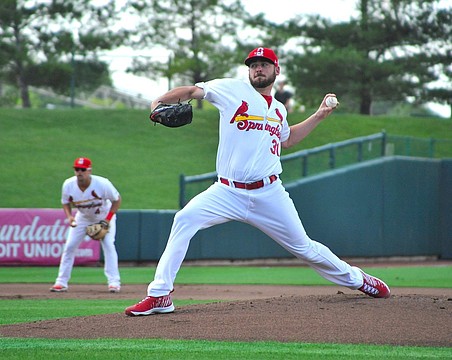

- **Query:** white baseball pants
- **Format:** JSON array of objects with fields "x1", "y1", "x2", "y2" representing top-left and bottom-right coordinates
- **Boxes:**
[
  {"x1": 148, "y1": 180, "x2": 362, "y2": 297},
  {"x1": 54, "y1": 217, "x2": 120, "y2": 288}
]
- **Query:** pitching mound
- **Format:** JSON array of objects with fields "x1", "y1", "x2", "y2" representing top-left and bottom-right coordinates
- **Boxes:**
[{"x1": 1, "y1": 284, "x2": 451, "y2": 346}]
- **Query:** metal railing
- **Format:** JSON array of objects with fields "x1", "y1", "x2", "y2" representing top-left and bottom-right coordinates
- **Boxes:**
[{"x1": 179, "y1": 132, "x2": 451, "y2": 208}]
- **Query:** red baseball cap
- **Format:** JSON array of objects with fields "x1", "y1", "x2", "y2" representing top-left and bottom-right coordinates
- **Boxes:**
[
  {"x1": 73, "y1": 157, "x2": 92, "y2": 169},
  {"x1": 245, "y1": 47, "x2": 279, "y2": 67}
]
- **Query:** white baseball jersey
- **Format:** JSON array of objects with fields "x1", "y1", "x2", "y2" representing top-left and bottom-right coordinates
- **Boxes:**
[
  {"x1": 61, "y1": 175, "x2": 120, "y2": 222},
  {"x1": 196, "y1": 78, "x2": 290, "y2": 182}
]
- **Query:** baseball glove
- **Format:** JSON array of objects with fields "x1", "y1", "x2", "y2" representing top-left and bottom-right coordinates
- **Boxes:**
[
  {"x1": 86, "y1": 220, "x2": 109, "y2": 241},
  {"x1": 150, "y1": 102, "x2": 193, "y2": 128}
]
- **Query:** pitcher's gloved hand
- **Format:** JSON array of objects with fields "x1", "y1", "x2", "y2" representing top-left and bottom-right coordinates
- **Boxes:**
[{"x1": 150, "y1": 103, "x2": 193, "y2": 128}]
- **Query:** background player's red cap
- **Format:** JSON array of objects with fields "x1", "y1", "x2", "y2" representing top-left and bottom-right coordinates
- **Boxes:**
[
  {"x1": 245, "y1": 47, "x2": 279, "y2": 67},
  {"x1": 73, "y1": 157, "x2": 92, "y2": 169}
]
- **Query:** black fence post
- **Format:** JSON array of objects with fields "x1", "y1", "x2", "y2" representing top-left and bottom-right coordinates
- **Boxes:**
[
  {"x1": 179, "y1": 174, "x2": 185, "y2": 209},
  {"x1": 381, "y1": 131, "x2": 387, "y2": 156}
]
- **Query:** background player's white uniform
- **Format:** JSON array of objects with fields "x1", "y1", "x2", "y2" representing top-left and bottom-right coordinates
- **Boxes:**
[
  {"x1": 147, "y1": 78, "x2": 363, "y2": 297},
  {"x1": 55, "y1": 175, "x2": 121, "y2": 288}
]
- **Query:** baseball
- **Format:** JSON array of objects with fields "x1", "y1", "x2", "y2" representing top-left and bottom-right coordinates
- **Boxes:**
[
  {"x1": 325, "y1": 96, "x2": 338, "y2": 108},
  {"x1": 70, "y1": 220, "x2": 77, "y2": 227}
]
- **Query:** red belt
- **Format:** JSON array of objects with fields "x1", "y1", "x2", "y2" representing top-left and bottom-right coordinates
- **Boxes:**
[{"x1": 219, "y1": 175, "x2": 278, "y2": 190}]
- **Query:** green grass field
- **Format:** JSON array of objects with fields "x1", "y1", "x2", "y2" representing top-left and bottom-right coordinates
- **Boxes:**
[
  {"x1": 0, "y1": 265, "x2": 451, "y2": 359},
  {"x1": 1, "y1": 108, "x2": 450, "y2": 209},
  {"x1": 1, "y1": 265, "x2": 452, "y2": 287}
]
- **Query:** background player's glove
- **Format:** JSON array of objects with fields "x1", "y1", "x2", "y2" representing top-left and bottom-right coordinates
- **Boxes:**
[
  {"x1": 150, "y1": 102, "x2": 193, "y2": 128},
  {"x1": 86, "y1": 220, "x2": 109, "y2": 241}
]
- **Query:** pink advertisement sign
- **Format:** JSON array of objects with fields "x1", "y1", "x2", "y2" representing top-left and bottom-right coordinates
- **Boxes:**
[{"x1": 0, "y1": 209, "x2": 100, "y2": 265}]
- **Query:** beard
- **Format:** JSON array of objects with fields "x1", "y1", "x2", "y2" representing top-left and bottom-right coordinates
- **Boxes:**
[{"x1": 249, "y1": 71, "x2": 277, "y2": 89}]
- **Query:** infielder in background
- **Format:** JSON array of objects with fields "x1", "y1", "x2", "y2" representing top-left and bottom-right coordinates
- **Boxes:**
[
  {"x1": 125, "y1": 47, "x2": 390, "y2": 316},
  {"x1": 50, "y1": 157, "x2": 122, "y2": 293}
]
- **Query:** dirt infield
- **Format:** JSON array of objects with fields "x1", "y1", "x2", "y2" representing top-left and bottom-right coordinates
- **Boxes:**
[{"x1": 1, "y1": 283, "x2": 451, "y2": 346}]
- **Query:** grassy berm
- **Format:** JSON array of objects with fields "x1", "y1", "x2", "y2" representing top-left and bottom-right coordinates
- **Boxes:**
[{"x1": 1, "y1": 107, "x2": 450, "y2": 209}]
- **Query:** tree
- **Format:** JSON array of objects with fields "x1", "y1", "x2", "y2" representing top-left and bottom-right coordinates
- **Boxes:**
[
  {"x1": 414, "y1": 6, "x2": 452, "y2": 118},
  {"x1": 0, "y1": 0, "x2": 127, "y2": 108},
  {"x1": 125, "y1": 0, "x2": 251, "y2": 108},
  {"x1": 255, "y1": 0, "x2": 451, "y2": 115}
]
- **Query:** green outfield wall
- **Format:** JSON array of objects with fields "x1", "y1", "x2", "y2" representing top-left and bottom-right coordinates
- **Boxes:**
[{"x1": 115, "y1": 156, "x2": 452, "y2": 262}]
